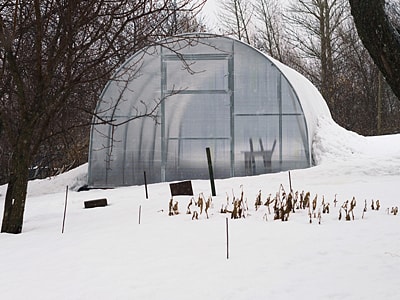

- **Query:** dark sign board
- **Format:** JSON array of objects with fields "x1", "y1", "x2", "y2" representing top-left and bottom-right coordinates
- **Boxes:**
[
  {"x1": 169, "y1": 180, "x2": 193, "y2": 196},
  {"x1": 84, "y1": 198, "x2": 108, "y2": 209}
]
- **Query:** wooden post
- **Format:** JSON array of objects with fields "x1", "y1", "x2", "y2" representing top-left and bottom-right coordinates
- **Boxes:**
[
  {"x1": 206, "y1": 147, "x2": 216, "y2": 196},
  {"x1": 62, "y1": 185, "x2": 68, "y2": 234},
  {"x1": 288, "y1": 171, "x2": 292, "y2": 192},
  {"x1": 144, "y1": 171, "x2": 148, "y2": 199}
]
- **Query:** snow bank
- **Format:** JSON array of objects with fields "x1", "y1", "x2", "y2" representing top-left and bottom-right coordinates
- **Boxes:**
[
  {"x1": 313, "y1": 116, "x2": 400, "y2": 177},
  {"x1": 312, "y1": 116, "x2": 367, "y2": 164}
]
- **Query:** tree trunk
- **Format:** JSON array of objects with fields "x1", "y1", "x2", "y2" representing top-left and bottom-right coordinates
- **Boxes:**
[
  {"x1": 320, "y1": 0, "x2": 329, "y2": 104},
  {"x1": 1, "y1": 144, "x2": 31, "y2": 234},
  {"x1": 377, "y1": 72, "x2": 383, "y2": 135},
  {"x1": 349, "y1": 0, "x2": 400, "y2": 100}
]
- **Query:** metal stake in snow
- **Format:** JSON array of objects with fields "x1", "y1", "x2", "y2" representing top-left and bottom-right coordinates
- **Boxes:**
[
  {"x1": 288, "y1": 171, "x2": 292, "y2": 192},
  {"x1": 62, "y1": 185, "x2": 68, "y2": 234},
  {"x1": 226, "y1": 217, "x2": 229, "y2": 259},
  {"x1": 138, "y1": 205, "x2": 142, "y2": 225}
]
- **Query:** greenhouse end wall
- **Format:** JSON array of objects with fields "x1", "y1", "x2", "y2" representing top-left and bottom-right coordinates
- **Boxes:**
[{"x1": 88, "y1": 34, "x2": 329, "y2": 187}]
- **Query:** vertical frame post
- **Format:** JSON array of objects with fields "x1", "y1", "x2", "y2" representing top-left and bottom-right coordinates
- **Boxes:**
[
  {"x1": 160, "y1": 47, "x2": 167, "y2": 182},
  {"x1": 228, "y1": 42, "x2": 235, "y2": 177}
]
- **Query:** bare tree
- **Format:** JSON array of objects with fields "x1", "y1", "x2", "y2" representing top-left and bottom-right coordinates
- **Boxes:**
[
  {"x1": 285, "y1": 0, "x2": 348, "y2": 110},
  {"x1": 0, "y1": 0, "x2": 205, "y2": 234},
  {"x1": 253, "y1": 0, "x2": 286, "y2": 61},
  {"x1": 218, "y1": 0, "x2": 253, "y2": 44},
  {"x1": 333, "y1": 19, "x2": 384, "y2": 133}
]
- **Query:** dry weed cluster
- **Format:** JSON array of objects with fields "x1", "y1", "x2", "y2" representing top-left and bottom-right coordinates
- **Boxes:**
[{"x1": 167, "y1": 182, "x2": 393, "y2": 224}]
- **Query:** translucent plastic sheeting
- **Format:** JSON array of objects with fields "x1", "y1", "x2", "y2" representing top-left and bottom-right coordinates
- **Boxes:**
[{"x1": 88, "y1": 34, "x2": 331, "y2": 187}]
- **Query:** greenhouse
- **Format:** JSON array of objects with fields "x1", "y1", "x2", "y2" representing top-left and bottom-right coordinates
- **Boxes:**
[{"x1": 88, "y1": 33, "x2": 331, "y2": 188}]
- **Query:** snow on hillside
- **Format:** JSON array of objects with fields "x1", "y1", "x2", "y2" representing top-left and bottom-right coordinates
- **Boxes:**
[{"x1": 1, "y1": 117, "x2": 400, "y2": 300}]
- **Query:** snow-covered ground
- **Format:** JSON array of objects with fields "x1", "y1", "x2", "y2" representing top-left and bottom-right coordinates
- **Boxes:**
[{"x1": 1, "y1": 116, "x2": 400, "y2": 299}]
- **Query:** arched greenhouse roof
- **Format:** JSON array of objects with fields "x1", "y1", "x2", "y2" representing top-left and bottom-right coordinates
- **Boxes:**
[{"x1": 88, "y1": 33, "x2": 332, "y2": 187}]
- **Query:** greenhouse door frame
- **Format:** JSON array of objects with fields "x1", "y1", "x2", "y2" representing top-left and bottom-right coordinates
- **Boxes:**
[{"x1": 160, "y1": 49, "x2": 235, "y2": 181}]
